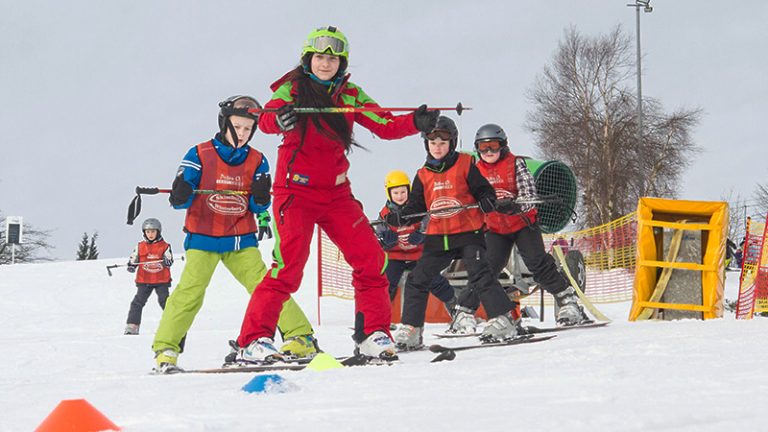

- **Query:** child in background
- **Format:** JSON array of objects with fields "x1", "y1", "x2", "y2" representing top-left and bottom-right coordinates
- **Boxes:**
[
  {"x1": 375, "y1": 170, "x2": 456, "y2": 312},
  {"x1": 449, "y1": 123, "x2": 589, "y2": 333},
  {"x1": 125, "y1": 218, "x2": 173, "y2": 335},
  {"x1": 387, "y1": 116, "x2": 517, "y2": 350}
]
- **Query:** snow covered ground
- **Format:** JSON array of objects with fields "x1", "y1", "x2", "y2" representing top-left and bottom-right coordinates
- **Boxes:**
[{"x1": 1, "y1": 241, "x2": 767, "y2": 431}]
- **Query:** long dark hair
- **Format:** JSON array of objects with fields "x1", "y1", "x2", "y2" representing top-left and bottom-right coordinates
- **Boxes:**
[{"x1": 286, "y1": 58, "x2": 359, "y2": 153}]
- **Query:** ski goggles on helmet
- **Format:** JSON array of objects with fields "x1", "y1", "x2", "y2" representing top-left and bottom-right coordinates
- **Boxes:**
[
  {"x1": 307, "y1": 35, "x2": 347, "y2": 57},
  {"x1": 425, "y1": 130, "x2": 454, "y2": 141},
  {"x1": 219, "y1": 96, "x2": 261, "y2": 120},
  {"x1": 476, "y1": 140, "x2": 503, "y2": 154}
]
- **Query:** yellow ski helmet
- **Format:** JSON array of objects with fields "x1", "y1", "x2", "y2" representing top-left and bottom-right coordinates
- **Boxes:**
[{"x1": 385, "y1": 170, "x2": 410, "y2": 201}]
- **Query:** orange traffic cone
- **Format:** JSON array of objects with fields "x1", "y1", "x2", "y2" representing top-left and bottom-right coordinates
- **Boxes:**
[{"x1": 35, "y1": 398, "x2": 120, "y2": 431}]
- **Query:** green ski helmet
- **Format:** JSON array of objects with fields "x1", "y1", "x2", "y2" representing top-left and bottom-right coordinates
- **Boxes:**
[{"x1": 302, "y1": 26, "x2": 349, "y2": 59}]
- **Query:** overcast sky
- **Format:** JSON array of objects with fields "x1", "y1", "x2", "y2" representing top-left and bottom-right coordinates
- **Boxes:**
[{"x1": 2, "y1": 0, "x2": 766, "y2": 261}]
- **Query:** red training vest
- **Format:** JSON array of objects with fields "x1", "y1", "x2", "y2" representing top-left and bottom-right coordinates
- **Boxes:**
[
  {"x1": 417, "y1": 153, "x2": 484, "y2": 235},
  {"x1": 185, "y1": 141, "x2": 262, "y2": 237},
  {"x1": 379, "y1": 205, "x2": 423, "y2": 261},
  {"x1": 476, "y1": 153, "x2": 537, "y2": 234},
  {"x1": 135, "y1": 240, "x2": 171, "y2": 284}
]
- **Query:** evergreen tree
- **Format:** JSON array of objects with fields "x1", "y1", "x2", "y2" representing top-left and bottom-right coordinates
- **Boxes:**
[
  {"x1": 87, "y1": 232, "x2": 99, "y2": 260},
  {"x1": 76, "y1": 232, "x2": 90, "y2": 260}
]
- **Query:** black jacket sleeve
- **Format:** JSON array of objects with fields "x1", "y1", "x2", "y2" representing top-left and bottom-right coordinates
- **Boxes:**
[
  {"x1": 467, "y1": 163, "x2": 496, "y2": 202},
  {"x1": 402, "y1": 175, "x2": 428, "y2": 217}
]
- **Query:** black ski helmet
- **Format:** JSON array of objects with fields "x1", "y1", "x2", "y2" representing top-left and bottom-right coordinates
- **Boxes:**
[
  {"x1": 218, "y1": 95, "x2": 262, "y2": 147},
  {"x1": 422, "y1": 116, "x2": 459, "y2": 154},
  {"x1": 474, "y1": 123, "x2": 509, "y2": 156}
]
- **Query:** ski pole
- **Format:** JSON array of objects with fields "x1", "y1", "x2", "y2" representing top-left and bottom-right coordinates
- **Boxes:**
[
  {"x1": 106, "y1": 256, "x2": 185, "y2": 277},
  {"x1": 368, "y1": 195, "x2": 564, "y2": 226},
  {"x1": 248, "y1": 102, "x2": 470, "y2": 116},
  {"x1": 106, "y1": 260, "x2": 161, "y2": 277},
  {"x1": 127, "y1": 186, "x2": 250, "y2": 225}
]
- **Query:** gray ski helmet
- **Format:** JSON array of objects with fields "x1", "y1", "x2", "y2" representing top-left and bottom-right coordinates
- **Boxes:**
[
  {"x1": 474, "y1": 123, "x2": 508, "y2": 147},
  {"x1": 422, "y1": 116, "x2": 459, "y2": 153},
  {"x1": 142, "y1": 218, "x2": 162, "y2": 234},
  {"x1": 218, "y1": 95, "x2": 262, "y2": 145}
]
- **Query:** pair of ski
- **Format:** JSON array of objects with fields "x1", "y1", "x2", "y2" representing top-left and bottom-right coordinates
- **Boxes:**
[
  {"x1": 181, "y1": 354, "x2": 372, "y2": 374},
  {"x1": 427, "y1": 321, "x2": 608, "y2": 362},
  {"x1": 180, "y1": 332, "x2": 561, "y2": 374},
  {"x1": 433, "y1": 320, "x2": 609, "y2": 339}
]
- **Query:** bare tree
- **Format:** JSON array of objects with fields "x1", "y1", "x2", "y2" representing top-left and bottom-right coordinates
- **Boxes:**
[
  {"x1": 0, "y1": 212, "x2": 54, "y2": 264},
  {"x1": 754, "y1": 183, "x2": 768, "y2": 219},
  {"x1": 720, "y1": 189, "x2": 748, "y2": 242},
  {"x1": 526, "y1": 26, "x2": 701, "y2": 227}
]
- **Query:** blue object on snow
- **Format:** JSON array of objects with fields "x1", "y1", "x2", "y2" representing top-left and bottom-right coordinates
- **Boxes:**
[{"x1": 241, "y1": 374, "x2": 295, "y2": 394}]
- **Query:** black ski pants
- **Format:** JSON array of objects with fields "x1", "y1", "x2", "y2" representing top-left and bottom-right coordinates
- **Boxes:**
[
  {"x1": 402, "y1": 243, "x2": 513, "y2": 327},
  {"x1": 385, "y1": 259, "x2": 455, "y2": 303},
  {"x1": 126, "y1": 283, "x2": 170, "y2": 325},
  {"x1": 458, "y1": 225, "x2": 568, "y2": 310}
]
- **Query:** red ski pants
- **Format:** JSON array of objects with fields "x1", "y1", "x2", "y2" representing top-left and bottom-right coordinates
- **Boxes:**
[{"x1": 237, "y1": 184, "x2": 391, "y2": 346}]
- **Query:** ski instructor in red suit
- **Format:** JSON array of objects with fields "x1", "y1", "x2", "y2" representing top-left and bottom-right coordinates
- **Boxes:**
[{"x1": 234, "y1": 26, "x2": 439, "y2": 363}]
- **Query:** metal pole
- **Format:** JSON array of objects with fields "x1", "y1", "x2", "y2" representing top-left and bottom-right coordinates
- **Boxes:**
[
  {"x1": 635, "y1": 3, "x2": 644, "y2": 196},
  {"x1": 11, "y1": 243, "x2": 15, "y2": 265},
  {"x1": 628, "y1": 1, "x2": 651, "y2": 195}
]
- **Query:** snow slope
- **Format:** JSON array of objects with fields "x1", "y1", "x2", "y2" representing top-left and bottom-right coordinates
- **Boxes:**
[{"x1": 1, "y1": 244, "x2": 766, "y2": 431}]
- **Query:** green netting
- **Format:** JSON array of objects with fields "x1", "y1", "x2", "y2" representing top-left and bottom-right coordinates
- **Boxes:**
[{"x1": 524, "y1": 159, "x2": 577, "y2": 233}]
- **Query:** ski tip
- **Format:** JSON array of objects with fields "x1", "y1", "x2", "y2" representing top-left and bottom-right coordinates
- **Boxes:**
[
  {"x1": 431, "y1": 349, "x2": 456, "y2": 363},
  {"x1": 428, "y1": 344, "x2": 449, "y2": 353}
]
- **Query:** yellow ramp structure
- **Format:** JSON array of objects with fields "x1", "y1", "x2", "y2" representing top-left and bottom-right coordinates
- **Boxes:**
[{"x1": 629, "y1": 198, "x2": 727, "y2": 321}]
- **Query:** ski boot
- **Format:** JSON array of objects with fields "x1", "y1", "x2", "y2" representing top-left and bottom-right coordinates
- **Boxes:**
[
  {"x1": 446, "y1": 307, "x2": 477, "y2": 335},
  {"x1": 479, "y1": 313, "x2": 518, "y2": 343},
  {"x1": 153, "y1": 349, "x2": 183, "y2": 374},
  {"x1": 554, "y1": 287, "x2": 591, "y2": 326},
  {"x1": 279, "y1": 335, "x2": 320, "y2": 359},
  {"x1": 355, "y1": 331, "x2": 399, "y2": 363},
  {"x1": 124, "y1": 324, "x2": 139, "y2": 335},
  {"x1": 236, "y1": 337, "x2": 283, "y2": 364},
  {"x1": 393, "y1": 325, "x2": 424, "y2": 351}
]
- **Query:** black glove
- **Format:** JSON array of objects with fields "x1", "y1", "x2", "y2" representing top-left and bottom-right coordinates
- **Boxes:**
[
  {"x1": 277, "y1": 104, "x2": 297, "y2": 131},
  {"x1": 385, "y1": 208, "x2": 405, "y2": 227},
  {"x1": 380, "y1": 229, "x2": 398, "y2": 250},
  {"x1": 162, "y1": 257, "x2": 173, "y2": 267},
  {"x1": 495, "y1": 198, "x2": 522, "y2": 215},
  {"x1": 407, "y1": 231, "x2": 426, "y2": 245},
  {"x1": 413, "y1": 104, "x2": 439, "y2": 133},
  {"x1": 169, "y1": 176, "x2": 194, "y2": 206},
  {"x1": 478, "y1": 196, "x2": 496, "y2": 214},
  {"x1": 126, "y1": 263, "x2": 137, "y2": 273},
  {"x1": 251, "y1": 173, "x2": 272, "y2": 206},
  {"x1": 257, "y1": 212, "x2": 273, "y2": 241}
]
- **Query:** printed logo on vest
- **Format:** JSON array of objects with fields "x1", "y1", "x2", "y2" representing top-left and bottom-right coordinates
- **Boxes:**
[
  {"x1": 485, "y1": 174, "x2": 503, "y2": 185},
  {"x1": 291, "y1": 173, "x2": 310, "y2": 185},
  {"x1": 216, "y1": 174, "x2": 244, "y2": 187},
  {"x1": 495, "y1": 188, "x2": 514, "y2": 199},
  {"x1": 429, "y1": 197, "x2": 463, "y2": 219},
  {"x1": 397, "y1": 233, "x2": 418, "y2": 250},
  {"x1": 142, "y1": 254, "x2": 164, "y2": 273},
  {"x1": 432, "y1": 180, "x2": 454, "y2": 191},
  {"x1": 206, "y1": 194, "x2": 248, "y2": 216}
]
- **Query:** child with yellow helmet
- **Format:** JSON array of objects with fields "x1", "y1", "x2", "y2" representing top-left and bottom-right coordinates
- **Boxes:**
[{"x1": 375, "y1": 170, "x2": 457, "y2": 312}]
